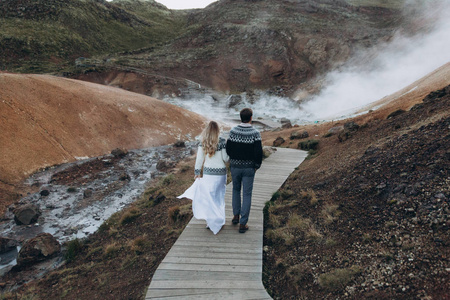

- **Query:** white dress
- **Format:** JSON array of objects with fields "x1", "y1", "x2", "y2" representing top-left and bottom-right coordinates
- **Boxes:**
[{"x1": 178, "y1": 138, "x2": 229, "y2": 234}]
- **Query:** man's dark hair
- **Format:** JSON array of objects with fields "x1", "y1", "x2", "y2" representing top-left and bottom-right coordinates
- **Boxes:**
[{"x1": 240, "y1": 108, "x2": 253, "y2": 123}]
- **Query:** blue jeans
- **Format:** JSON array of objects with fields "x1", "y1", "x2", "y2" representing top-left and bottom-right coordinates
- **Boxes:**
[{"x1": 231, "y1": 167, "x2": 255, "y2": 225}]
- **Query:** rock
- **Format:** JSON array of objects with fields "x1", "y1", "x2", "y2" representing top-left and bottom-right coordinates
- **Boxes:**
[
  {"x1": 344, "y1": 121, "x2": 360, "y2": 132},
  {"x1": 227, "y1": 94, "x2": 242, "y2": 108},
  {"x1": 13, "y1": 204, "x2": 41, "y2": 225},
  {"x1": 290, "y1": 130, "x2": 309, "y2": 140},
  {"x1": 111, "y1": 148, "x2": 128, "y2": 158},
  {"x1": 39, "y1": 188, "x2": 50, "y2": 197},
  {"x1": 0, "y1": 237, "x2": 19, "y2": 254},
  {"x1": 328, "y1": 126, "x2": 344, "y2": 134},
  {"x1": 387, "y1": 109, "x2": 406, "y2": 119},
  {"x1": 156, "y1": 159, "x2": 175, "y2": 171},
  {"x1": 119, "y1": 172, "x2": 131, "y2": 181},
  {"x1": 83, "y1": 188, "x2": 93, "y2": 198},
  {"x1": 273, "y1": 137, "x2": 285, "y2": 147},
  {"x1": 281, "y1": 121, "x2": 292, "y2": 129},
  {"x1": 17, "y1": 233, "x2": 61, "y2": 267},
  {"x1": 173, "y1": 140, "x2": 185, "y2": 148},
  {"x1": 263, "y1": 146, "x2": 276, "y2": 158},
  {"x1": 338, "y1": 130, "x2": 352, "y2": 142}
]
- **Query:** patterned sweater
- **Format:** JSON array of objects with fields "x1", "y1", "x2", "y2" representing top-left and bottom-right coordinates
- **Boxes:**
[
  {"x1": 226, "y1": 123, "x2": 263, "y2": 169},
  {"x1": 195, "y1": 137, "x2": 229, "y2": 176}
]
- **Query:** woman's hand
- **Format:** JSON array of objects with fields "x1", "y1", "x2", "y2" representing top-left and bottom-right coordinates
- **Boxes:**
[{"x1": 195, "y1": 175, "x2": 201, "y2": 179}]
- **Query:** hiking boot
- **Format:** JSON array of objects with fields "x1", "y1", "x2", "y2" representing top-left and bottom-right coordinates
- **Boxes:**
[
  {"x1": 232, "y1": 215, "x2": 239, "y2": 225},
  {"x1": 239, "y1": 224, "x2": 249, "y2": 233}
]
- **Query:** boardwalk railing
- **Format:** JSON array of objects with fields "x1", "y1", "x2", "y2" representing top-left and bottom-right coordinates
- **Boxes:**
[{"x1": 146, "y1": 148, "x2": 308, "y2": 299}]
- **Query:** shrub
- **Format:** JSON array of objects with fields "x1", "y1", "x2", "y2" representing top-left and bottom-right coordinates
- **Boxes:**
[
  {"x1": 64, "y1": 238, "x2": 82, "y2": 262},
  {"x1": 271, "y1": 191, "x2": 281, "y2": 201},
  {"x1": 321, "y1": 204, "x2": 341, "y2": 225},
  {"x1": 162, "y1": 174, "x2": 175, "y2": 185},
  {"x1": 318, "y1": 266, "x2": 362, "y2": 291},
  {"x1": 103, "y1": 243, "x2": 120, "y2": 259},
  {"x1": 120, "y1": 208, "x2": 141, "y2": 226},
  {"x1": 130, "y1": 236, "x2": 150, "y2": 254},
  {"x1": 298, "y1": 139, "x2": 319, "y2": 151},
  {"x1": 168, "y1": 206, "x2": 180, "y2": 223}
]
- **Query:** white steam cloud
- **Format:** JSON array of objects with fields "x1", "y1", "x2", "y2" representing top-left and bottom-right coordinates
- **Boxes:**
[{"x1": 300, "y1": 0, "x2": 450, "y2": 121}]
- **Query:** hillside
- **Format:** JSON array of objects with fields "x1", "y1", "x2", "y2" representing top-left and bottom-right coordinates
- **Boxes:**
[
  {"x1": 2, "y1": 0, "x2": 433, "y2": 97},
  {"x1": 76, "y1": 0, "x2": 429, "y2": 98},
  {"x1": 0, "y1": 73, "x2": 206, "y2": 211},
  {"x1": 0, "y1": 0, "x2": 187, "y2": 73}
]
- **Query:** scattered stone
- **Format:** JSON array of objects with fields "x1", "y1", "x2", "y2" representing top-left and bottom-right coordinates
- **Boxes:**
[
  {"x1": 281, "y1": 121, "x2": 292, "y2": 129},
  {"x1": 39, "y1": 188, "x2": 50, "y2": 197},
  {"x1": 173, "y1": 140, "x2": 186, "y2": 148},
  {"x1": 273, "y1": 137, "x2": 285, "y2": 147},
  {"x1": 83, "y1": 188, "x2": 93, "y2": 198},
  {"x1": 17, "y1": 233, "x2": 61, "y2": 267},
  {"x1": 13, "y1": 204, "x2": 41, "y2": 225},
  {"x1": 156, "y1": 159, "x2": 175, "y2": 171},
  {"x1": 119, "y1": 172, "x2": 131, "y2": 181}
]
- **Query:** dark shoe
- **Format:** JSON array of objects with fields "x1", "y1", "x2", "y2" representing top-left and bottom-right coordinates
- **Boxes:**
[
  {"x1": 239, "y1": 224, "x2": 249, "y2": 233},
  {"x1": 232, "y1": 215, "x2": 239, "y2": 225}
]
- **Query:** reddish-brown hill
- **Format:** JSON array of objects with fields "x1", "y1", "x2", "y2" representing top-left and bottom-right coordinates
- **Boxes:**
[{"x1": 0, "y1": 73, "x2": 206, "y2": 187}]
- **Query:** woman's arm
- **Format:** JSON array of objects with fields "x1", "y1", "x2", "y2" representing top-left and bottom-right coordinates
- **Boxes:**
[{"x1": 194, "y1": 145, "x2": 205, "y2": 178}]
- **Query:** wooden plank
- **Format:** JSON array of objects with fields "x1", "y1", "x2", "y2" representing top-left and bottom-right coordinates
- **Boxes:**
[
  {"x1": 157, "y1": 262, "x2": 261, "y2": 273},
  {"x1": 152, "y1": 269, "x2": 262, "y2": 281},
  {"x1": 149, "y1": 280, "x2": 264, "y2": 289},
  {"x1": 146, "y1": 288, "x2": 271, "y2": 299}
]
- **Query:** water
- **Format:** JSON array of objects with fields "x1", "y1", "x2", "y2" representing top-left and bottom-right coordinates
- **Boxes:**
[{"x1": 0, "y1": 143, "x2": 197, "y2": 272}]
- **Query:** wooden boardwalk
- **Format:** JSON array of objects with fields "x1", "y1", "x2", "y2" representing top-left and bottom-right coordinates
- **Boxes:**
[{"x1": 145, "y1": 148, "x2": 308, "y2": 299}]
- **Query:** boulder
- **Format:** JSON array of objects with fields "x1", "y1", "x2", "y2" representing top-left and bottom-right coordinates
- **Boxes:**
[
  {"x1": 17, "y1": 233, "x2": 61, "y2": 267},
  {"x1": 13, "y1": 204, "x2": 41, "y2": 225},
  {"x1": 0, "y1": 237, "x2": 19, "y2": 254},
  {"x1": 344, "y1": 121, "x2": 360, "y2": 132},
  {"x1": 387, "y1": 109, "x2": 406, "y2": 119},
  {"x1": 111, "y1": 148, "x2": 128, "y2": 158},
  {"x1": 281, "y1": 121, "x2": 292, "y2": 129},
  {"x1": 290, "y1": 130, "x2": 309, "y2": 140},
  {"x1": 327, "y1": 126, "x2": 344, "y2": 135},
  {"x1": 273, "y1": 137, "x2": 285, "y2": 147}
]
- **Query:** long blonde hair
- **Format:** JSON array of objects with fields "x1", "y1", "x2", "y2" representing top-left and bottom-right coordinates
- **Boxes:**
[{"x1": 201, "y1": 121, "x2": 220, "y2": 157}]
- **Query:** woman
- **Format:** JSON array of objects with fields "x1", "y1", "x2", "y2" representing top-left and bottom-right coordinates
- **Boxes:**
[{"x1": 177, "y1": 121, "x2": 229, "y2": 234}]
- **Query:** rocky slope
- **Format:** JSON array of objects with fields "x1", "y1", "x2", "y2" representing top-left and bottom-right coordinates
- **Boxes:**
[
  {"x1": 261, "y1": 84, "x2": 449, "y2": 299},
  {"x1": 0, "y1": 73, "x2": 206, "y2": 211}
]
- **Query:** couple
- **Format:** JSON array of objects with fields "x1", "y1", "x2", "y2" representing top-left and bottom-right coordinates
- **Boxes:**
[{"x1": 178, "y1": 108, "x2": 263, "y2": 234}]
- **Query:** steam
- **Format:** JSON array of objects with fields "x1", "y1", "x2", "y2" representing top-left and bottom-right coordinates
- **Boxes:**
[{"x1": 300, "y1": 0, "x2": 450, "y2": 120}]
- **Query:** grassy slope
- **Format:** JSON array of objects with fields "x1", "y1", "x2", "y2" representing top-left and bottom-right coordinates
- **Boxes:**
[{"x1": 0, "y1": 0, "x2": 187, "y2": 73}]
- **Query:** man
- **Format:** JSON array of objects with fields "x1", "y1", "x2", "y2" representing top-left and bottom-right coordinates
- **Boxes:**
[{"x1": 226, "y1": 108, "x2": 263, "y2": 233}]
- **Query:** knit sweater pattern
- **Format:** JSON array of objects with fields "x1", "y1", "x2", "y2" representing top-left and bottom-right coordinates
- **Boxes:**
[
  {"x1": 226, "y1": 124, "x2": 263, "y2": 169},
  {"x1": 195, "y1": 137, "x2": 229, "y2": 176}
]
